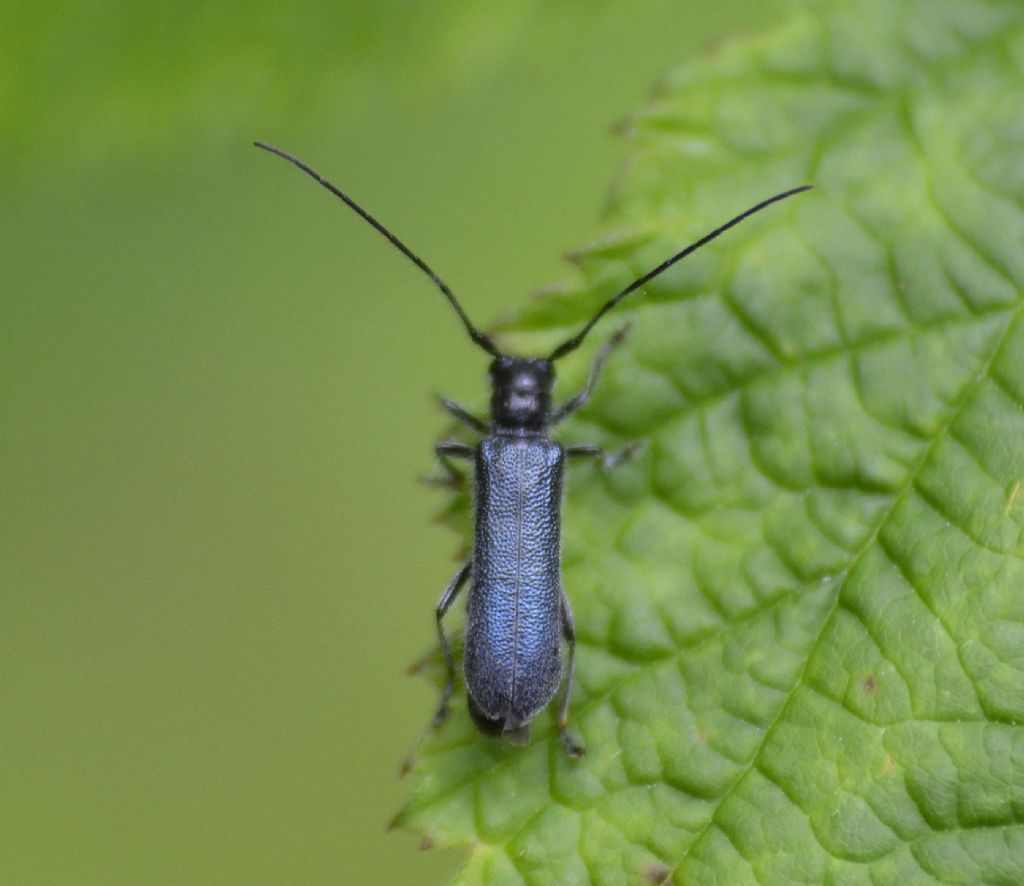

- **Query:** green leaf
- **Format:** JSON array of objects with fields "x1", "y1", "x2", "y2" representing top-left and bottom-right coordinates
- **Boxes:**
[{"x1": 397, "y1": 0, "x2": 1024, "y2": 882}]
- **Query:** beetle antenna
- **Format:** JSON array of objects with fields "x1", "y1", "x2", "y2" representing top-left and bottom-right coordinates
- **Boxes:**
[
  {"x1": 548, "y1": 185, "x2": 812, "y2": 361},
  {"x1": 255, "y1": 141, "x2": 502, "y2": 358}
]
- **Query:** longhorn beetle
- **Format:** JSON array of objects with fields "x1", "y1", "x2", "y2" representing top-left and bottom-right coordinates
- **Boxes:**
[{"x1": 255, "y1": 141, "x2": 810, "y2": 755}]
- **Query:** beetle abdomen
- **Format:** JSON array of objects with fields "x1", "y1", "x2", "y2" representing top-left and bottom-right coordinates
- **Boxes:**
[{"x1": 465, "y1": 437, "x2": 564, "y2": 725}]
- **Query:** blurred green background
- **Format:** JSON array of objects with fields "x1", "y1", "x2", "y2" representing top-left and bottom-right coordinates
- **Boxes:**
[{"x1": 1, "y1": 1, "x2": 784, "y2": 882}]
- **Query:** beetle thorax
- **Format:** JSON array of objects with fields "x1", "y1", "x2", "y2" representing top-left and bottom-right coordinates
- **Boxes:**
[{"x1": 489, "y1": 356, "x2": 554, "y2": 434}]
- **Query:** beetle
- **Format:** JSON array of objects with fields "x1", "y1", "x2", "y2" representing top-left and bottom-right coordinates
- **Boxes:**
[{"x1": 255, "y1": 140, "x2": 809, "y2": 754}]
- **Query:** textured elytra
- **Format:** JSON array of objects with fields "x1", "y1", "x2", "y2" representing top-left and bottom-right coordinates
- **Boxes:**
[
  {"x1": 395, "y1": 0, "x2": 1024, "y2": 883},
  {"x1": 467, "y1": 438, "x2": 564, "y2": 725}
]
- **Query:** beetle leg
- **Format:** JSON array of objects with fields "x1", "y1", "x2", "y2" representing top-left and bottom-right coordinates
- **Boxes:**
[
  {"x1": 433, "y1": 561, "x2": 472, "y2": 727},
  {"x1": 566, "y1": 441, "x2": 641, "y2": 470},
  {"x1": 419, "y1": 467, "x2": 464, "y2": 489},
  {"x1": 422, "y1": 440, "x2": 475, "y2": 488},
  {"x1": 551, "y1": 324, "x2": 630, "y2": 425},
  {"x1": 556, "y1": 585, "x2": 585, "y2": 757},
  {"x1": 437, "y1": 396, "x2": 488, "y2": 433},
  {"x1": 435, "y1": 441, "x2": 475, "y2": 459}
]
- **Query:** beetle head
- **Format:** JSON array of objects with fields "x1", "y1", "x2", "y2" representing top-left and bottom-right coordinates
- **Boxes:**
[{"x1": 489, "y1": 356, "x2": 554, "y2": 433}]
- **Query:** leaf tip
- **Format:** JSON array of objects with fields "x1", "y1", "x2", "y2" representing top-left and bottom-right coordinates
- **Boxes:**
[{"x1": 399, "y1": 750, "x2": 417, "y2": 778}]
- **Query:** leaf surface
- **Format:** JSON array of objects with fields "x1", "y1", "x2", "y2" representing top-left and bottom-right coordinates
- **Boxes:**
[{"x1": 398, "y1": 1, "x2": 1024, "y2": 882}]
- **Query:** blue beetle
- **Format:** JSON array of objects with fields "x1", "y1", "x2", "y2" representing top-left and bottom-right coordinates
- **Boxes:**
[{"x1": 256, "y1": 141, "x2": 809, "y2": 754}]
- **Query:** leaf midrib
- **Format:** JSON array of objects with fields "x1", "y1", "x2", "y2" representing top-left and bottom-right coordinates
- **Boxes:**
[
  {"x1": 668, "y1": 299, "x2": 1024, "y2": 876},
  {"x1": 409, "y1": 303, "x2": 1019, "y2": 846}
]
